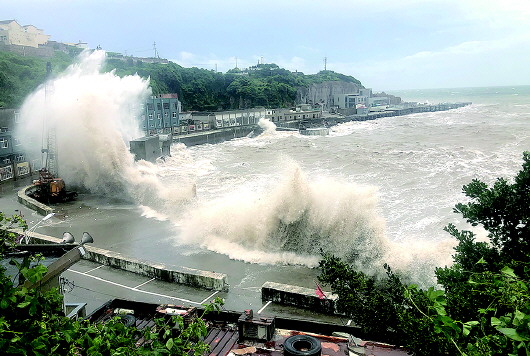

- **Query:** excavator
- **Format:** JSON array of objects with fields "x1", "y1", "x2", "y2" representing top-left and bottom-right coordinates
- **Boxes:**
[
  {"x1": 30, "y1": 168, "x2": 77, "y2": 204},
  {"x1": 28, "y1": 62, "x2": 77, "y2": 204}
]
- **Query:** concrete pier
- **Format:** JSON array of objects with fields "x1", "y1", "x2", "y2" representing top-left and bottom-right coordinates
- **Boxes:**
[{"x1": 262, "y1": 281, "x2": 341, "y2": 315}]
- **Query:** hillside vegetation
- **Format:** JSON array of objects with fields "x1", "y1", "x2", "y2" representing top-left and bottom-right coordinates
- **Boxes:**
[
  {"x1": 0, "y1": 51, "x2": 77, "y2": 108},
  {"x1": 0, "y1": 49, "x2": 363, "y2": 111}
]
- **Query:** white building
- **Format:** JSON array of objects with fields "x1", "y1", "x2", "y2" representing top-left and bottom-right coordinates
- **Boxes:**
[
  {"x1": 334, "y1": 93, "x2": 368, "y2": 109},
  {"x1": 332, "y1": 88, "x2": 390, "y2": 109},
  {"x1": 0, "y1": 20, "x2": 50, "y2": 48}
]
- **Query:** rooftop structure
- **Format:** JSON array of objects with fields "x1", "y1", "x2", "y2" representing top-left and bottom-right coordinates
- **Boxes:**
[{"x1": 88, "y1": 298, "x2": 411, "y2": 356}]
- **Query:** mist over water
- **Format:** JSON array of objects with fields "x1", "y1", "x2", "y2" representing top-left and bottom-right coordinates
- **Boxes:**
[{"x1": 16, "y1": 51, "x2": 530, "y2": 286}]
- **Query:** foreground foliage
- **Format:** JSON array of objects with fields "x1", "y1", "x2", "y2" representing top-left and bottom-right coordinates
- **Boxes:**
[
  {"x1": 0, "y1": 212, "x2": 222, "y2": 355},
  {"x1": 319, "y1": 152, "x2": 530, "y2": 356}
]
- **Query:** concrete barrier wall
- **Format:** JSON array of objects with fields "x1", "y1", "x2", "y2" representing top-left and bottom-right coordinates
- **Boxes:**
[
  {"x1": 174, "y1": 126, "x2": 258, "y2": 146},
  {"x1": 17, "y1": 185, "x2": 54, "y2": 216},
  {"x1": 262, "y1": 281, "x2": 341, "y2": 315},
  {"x1": 24, "y1": 231, "x2": 228, "y2": 291},
  {"x1": 16, "y1": 186, "x2": 228, "y2": 291}
]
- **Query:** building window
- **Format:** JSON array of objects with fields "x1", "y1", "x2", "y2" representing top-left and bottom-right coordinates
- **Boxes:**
[
  {"x1": 0, "y1": 138, "x2": 8, "y2": 148},
  {"x1": 16, "y1": 154, "x2": 24, "y2": 162},
  {"x1": 147, "y1": 103, "x2": 154, "y2": 110},
  {"x1": 0, "y1": 165, "x2": 13, "y2": 181},
  {"x1": 157, "y1": 114, "x2": 161, "y2": 119},
  {"x1": 148, "y1": 113, "x2": 153, "y2": 119},
  {"x1": 172, "y1": 112, "x2": 177, "y2": 118},
  {"x1": 156, "y1": 103, "x2": 162, "y2": 110},
  {"x1": 3, "y1": 158, "x2": 10, "y2": 164},
  {"x1": 163, "y1": 102, "x2": 170, "y2": 110},
  {"x1": 164, "y1": 112, "x2": 168, "y2": 118}
]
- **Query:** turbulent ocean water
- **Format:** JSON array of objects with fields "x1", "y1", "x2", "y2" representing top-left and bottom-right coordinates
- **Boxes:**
[
  {"x1": 18, "y1": 52, "x2": 530, "y2": 286},
  {"x1": 157, "y1": 85, "x2": 529, "y2": 282}
]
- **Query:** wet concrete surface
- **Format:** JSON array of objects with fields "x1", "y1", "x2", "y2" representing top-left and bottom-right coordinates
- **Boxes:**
[{"x1": 1, "y1": 177, "x2": 346, "y2": 325}]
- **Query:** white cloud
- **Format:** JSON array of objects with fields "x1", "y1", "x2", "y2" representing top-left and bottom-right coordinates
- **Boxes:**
[{"x1": 331, "y1": 31, "x2": 530, "y2": 90}]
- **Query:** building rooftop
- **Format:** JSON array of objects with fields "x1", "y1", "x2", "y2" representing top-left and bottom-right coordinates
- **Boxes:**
[{"x1": 88, "y1": 298, "x2": 411, "y2": 356}]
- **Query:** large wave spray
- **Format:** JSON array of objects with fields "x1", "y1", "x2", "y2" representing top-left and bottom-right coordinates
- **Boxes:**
[
  {"x1": 15, "y1": 51, "x2": 457, "y2": 284},
  {"x1": 177, "y1": 161, "x2": 394, "y2": 272},
  {"x1": 17, "y1": 50, "x2": 193, "y2": 207}
]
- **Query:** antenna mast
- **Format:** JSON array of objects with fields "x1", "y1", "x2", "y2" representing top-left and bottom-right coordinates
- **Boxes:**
[{"x1": 324, "y1": 57, "x2": 327, "y2": 71}]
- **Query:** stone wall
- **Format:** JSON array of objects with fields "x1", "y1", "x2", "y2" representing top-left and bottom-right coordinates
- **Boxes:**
[{"x1": 0, "y1": 42, "x2": 54, "y2": 57}]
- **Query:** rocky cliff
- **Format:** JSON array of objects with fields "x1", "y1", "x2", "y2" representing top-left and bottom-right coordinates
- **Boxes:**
[{"x1": 296, "y1": 81, "x2": 363, "y2": 109}]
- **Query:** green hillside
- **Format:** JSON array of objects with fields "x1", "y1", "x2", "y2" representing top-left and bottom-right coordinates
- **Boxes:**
[
  {"x1": 0, "y1": 50, "x2": 363, "y2": 111},
  {"x1": 0, "y1": 51, "x2": 77, "y2": 108}
]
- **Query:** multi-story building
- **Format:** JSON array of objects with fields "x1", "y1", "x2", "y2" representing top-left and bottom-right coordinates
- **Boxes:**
[
  {"x1": 334, "y1": 88, "x2": 392, "y2": 110},
  {"x1": 141, "y1": 94, "x2": 181, "y2": 136},
  {"x1": 334, "y1": 88, "x2": 370, "y2": 109},
  {"x1": 0, "y1": 109, "x2": 32, "y2": 183},
  {"x1": 0, "y1": 20, "x2": 50, "y2": 48}
]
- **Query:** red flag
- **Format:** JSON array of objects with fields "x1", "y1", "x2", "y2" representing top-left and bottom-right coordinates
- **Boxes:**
[{"x1": 315, "y1": 282, "x2": 326, "y2": 299}]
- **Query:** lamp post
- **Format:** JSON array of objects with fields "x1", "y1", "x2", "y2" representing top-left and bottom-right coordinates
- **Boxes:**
[
  {"x1": 60, "y1": 231, "x2": 94, "y2": 319},
  {"x1": 24, "y1": 212, "x2": 55, "y2": 244},
  {"x1": 61, "y1": 231, "x2": 94, "y2": 246}
]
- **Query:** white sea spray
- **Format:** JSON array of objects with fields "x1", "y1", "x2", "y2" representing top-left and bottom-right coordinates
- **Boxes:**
[{"x1": 16, "y1": 50, "x2": 194, "y2": 210}]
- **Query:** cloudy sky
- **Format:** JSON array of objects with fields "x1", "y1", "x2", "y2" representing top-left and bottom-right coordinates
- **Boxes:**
[{"x1": 4, "y1": 0, "x2": 530, "y2": 90}]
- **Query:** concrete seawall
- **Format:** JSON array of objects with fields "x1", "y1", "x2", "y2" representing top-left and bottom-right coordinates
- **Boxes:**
[
  {"x1": 262, "y1": 281, "x2": 341, "y2": 315},
  {"x1": 17, "y1": 182, "x2": 229, "y2": 291},
  {"x1": 174, "y1": 126, "x2": 259, "y2": 146},
  {"x1": 17, "y1": 185, "x2": 54, "y2": 216},
  {"x1": 17, "y1": 230, "x2": 228, "y2": 291}
]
